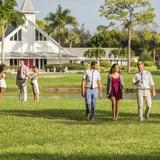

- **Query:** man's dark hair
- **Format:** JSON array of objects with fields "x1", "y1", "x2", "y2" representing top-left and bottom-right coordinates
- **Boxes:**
[{"x1": 91, "y1": 61, "x2": 98, "y2": 67}]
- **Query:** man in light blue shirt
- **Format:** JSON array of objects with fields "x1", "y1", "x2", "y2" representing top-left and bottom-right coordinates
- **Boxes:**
[
  {"x1": 133, "y1": 61, "x2": 156, "y2": 121},
  {"x1": 81, "y1": 61, "x2": 102, "y2": 121}
]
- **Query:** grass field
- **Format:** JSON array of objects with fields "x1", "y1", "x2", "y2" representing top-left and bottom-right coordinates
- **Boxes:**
[
  {"x1": 1, "y1": 71, "x2": 160, "y2": 160},
  {"x1": 0, "y1": 98, "x2": 160, "y2": 160}
]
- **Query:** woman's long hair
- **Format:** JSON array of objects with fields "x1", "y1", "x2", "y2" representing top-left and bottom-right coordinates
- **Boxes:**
[
  {"x1": 109, "y1": 63, "x2": 121, "y2": 75},
  {"x1": 0, "y1": 65, "x2": 5, "y2": 73}
]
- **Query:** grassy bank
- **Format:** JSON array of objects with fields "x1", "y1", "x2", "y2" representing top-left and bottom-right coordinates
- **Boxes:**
[{"x1": 0, "y1": 98, "x2": 160, "y2": 160}]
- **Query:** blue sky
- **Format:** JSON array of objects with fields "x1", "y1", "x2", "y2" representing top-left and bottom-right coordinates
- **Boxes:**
[{"x1": 17, "y1": 0, "x2": 160, "y2": 34}]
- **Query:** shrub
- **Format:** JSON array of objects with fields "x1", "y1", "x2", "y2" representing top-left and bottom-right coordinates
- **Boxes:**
[
  {"x1": 100, "y1": 61, "x2": 111, "y2": 68},
  {"x1": 144, "y1": 61, "x2": 155, "y2": 66},
  {"x1": 120, "y1": 66, "x2": 128, "y2": 72},
  {"x1": 131, "y1": 61, "x2": 137, "y2": 67},
  {"x1": 63, "y1": 63, "x2": 86, "y2": 70},
  {"x1": 45, "y1": 63, "x2": 86, "y2": 71},
  {"x1": 139, "y1": 50, "x2": 152, "y2": 61}
]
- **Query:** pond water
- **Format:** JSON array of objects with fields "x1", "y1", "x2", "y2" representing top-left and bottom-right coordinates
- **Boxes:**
[{"x1": 6, "y1": 93, "x2": 160, "y2": 100}]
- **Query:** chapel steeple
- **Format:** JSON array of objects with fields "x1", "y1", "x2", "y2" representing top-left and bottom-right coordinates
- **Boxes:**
[{"x1": 21, "y1": 0, "x2": 38, "y2": 24}]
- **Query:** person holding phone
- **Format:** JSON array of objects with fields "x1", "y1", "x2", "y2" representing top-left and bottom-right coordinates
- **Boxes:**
[{"x1": 133, "y1": 61, "x2": 156, "y2": 121}]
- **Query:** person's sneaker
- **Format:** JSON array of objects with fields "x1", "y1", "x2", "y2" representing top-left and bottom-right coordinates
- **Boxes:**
[
  {"x1": 138, "y1": 117, "x2": 143, "y2": 122},
  {"x1": 144, "y1": 114, "x2": 149, "y2": 119},
  {"x1": 90, "y1": 117, "x2": 95, "y2": 122},
  {"x1": 140, "y1": 118, "x2": 144, "y2": 122},
  {"x1": 86, "y1": 113, "x2": 91, "y2": 121}
]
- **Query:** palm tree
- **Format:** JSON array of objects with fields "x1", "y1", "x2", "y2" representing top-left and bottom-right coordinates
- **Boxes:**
[
  {"x1": 45, "y1": 4, "x2": 77, "y2": 64},
  {"x1": 65, "y1": 31, "x2": 80, "y2": 48},
  {"x1": 84, "y1": 48, "x2": 106, "y2": 61}
]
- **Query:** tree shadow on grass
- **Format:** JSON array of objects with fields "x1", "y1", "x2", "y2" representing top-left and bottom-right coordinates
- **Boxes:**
[
  {"x1": 0, "y1": 152, "x2": 160, "y2": 160},
  {"x1": 0, "y1": 108, "x2": 159, "y2": 124}
]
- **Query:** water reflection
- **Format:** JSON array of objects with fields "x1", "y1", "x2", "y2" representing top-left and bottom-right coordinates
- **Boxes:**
[{"x1": 4, "y1": 93, "x2": 160, "y2": 100}]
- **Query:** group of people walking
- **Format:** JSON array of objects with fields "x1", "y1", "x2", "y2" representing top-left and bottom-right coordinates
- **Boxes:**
[
  {"x1": 0, "y1": 59, "x2": 40, "y2": 102},
  {"x1": 0, "y1": 59, "x2": 156, "y2": 122},
  {"x1": 82, "y1": 61, "x2": 156, "y2": 122}
]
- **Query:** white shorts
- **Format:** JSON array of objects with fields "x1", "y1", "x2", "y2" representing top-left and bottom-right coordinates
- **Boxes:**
[
  {"x1": 0, "y1": 79, "x2": 6, "y2": 88},
  {"x1": 31, "y1": 80, "x2": 39, "y2": 95}
]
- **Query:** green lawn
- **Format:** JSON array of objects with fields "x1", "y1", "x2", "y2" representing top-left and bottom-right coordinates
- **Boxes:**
[
  {"x1": 0, "y1": 98, "x2": 160, "y2": 160},
  {"x1": 1, "y1": 71, "x2": 160, "y2": 160}
]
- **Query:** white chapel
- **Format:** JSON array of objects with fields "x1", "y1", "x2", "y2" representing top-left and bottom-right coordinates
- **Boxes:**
[{"x1": 0, "y1": 0, "x2": 77, "y2": 69}]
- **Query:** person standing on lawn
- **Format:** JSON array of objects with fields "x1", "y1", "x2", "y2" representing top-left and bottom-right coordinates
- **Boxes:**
[
  {"x1": 132, "y1": 61, "x2": 156, "y2": 121},
  {"x1": 106, "y1": 64, "x2": 125, "y2": 121},
  {"x1": 16, "y1": 59, "x2": 29, "y2": 101},
  {"x1": 0, "y1": 65, "x2": 7, "y2": 99},
  {"x1": 81, "y1": 61, "x2": 102, "y2": 121},
  {"x1": 30, "y1": 66, "x2": 40, "y2": 102}
]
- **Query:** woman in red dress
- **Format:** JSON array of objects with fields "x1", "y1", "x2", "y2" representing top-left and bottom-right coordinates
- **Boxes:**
[{"x1": 107, "y1": 64, "x2": 125, "y2": 121}]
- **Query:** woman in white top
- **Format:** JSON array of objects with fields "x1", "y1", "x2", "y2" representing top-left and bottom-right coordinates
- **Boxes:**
[
  {"x1": 0, "y1": 65, "x2": 6, "y2": 99},
  {"x1": 30, "y1": 66, "x2": 39, "y2": 102}
]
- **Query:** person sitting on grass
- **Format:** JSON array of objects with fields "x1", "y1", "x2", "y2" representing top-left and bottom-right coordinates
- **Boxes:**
[
  {"x1": 106, "y1": 64, "x2": 125, "y2": 121},
  {"x1": 0, "y1": 65, "x2": 6, "y2": 99}
]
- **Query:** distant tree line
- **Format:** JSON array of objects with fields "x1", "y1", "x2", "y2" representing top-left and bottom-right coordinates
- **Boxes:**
[{"x1": 36, "y1": 2, "x2": 159, "y2": 65}]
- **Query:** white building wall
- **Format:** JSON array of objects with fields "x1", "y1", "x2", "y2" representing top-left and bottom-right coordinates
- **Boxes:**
[
  {"x1": 25, "y1": 14, "x2": 36, "y2": 24},
  {"x1": 0, "y1": 18, "x2": 73, "y2": 68},
  {"x1": 22, "y1": 21, "x2": 34, "y2": 54},
  {"x1": 0, "y1": 20, "x2": 60, "y2": 56},
  {"x1": 34, "y1": 40, "x2": 59, "y2": 53}
]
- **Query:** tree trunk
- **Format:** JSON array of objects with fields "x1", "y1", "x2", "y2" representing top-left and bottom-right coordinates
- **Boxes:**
[
  {"x1": 69, "y1": 41, "x2": 73, "y2": 48},
  {"x1": 127, "y1": 27, "x2": 132, "y2": 73},
  {"x1": 152, "y1": 48, "x2": 156, "y2": 64},
  {"x1": 1, "y1": 21, "x2": 5, "y2": 64},
  {"x1": 58, "y1": 38, "x2": 61, "y2": 65}
]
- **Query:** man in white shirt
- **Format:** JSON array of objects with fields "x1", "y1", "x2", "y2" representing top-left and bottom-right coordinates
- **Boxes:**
[
  {"x1": 16, "y1": 59, "x2": 29, "y2": 101},
  {"x1": 81, "y1": 61, "x2": 102, "y2": 121},
  {"x1": 132, "y1": 61, "x2": 156, "y2": 121}
]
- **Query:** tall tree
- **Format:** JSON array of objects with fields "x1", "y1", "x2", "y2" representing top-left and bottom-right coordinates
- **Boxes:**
[
  {"x1": 148, "y1": 32, "x2": 160, "y2": 63},
  {"x1": 72, "y1": 24, "x2": 92, "y2": 47},
  {"x1": 0, "y1": 0, "x2": 24, "y2": 64},
  {"x1": 45, "y1": 4, "x2": 77, "y2": 64},
  {"x1": 100, "y1": 0, "x2": 155, "y2": 72},
  {"x1": 65, "y1": 30, "x2": 80, "y2": 48},
  {"x1": 36, "y1": 19, "x2": 47, "y2": 32},
  {"x1": 91, "y1": 29, "x2": 127, "y2": 48}
]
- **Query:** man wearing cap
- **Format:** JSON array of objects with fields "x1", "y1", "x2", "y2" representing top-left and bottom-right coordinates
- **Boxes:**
[
  {"x1": 16, "y1": 59, "x2": 29, "y2": 101},
  {"x1": 132, "y1": 61, "x2": 156, "y2": 121},
  {"x1": 81, "y1": 61, "x2": 102, "y2": 121}
]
